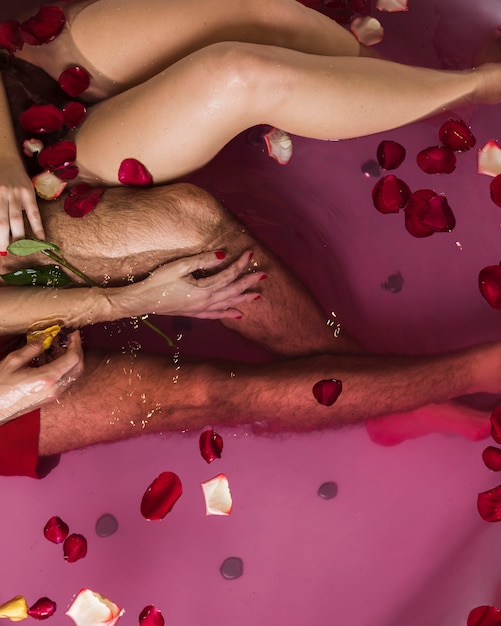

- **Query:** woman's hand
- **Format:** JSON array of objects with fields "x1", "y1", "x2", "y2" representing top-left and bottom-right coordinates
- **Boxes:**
[
  {"x1": 0, "y1": 161, "x2": 45, "y2": 253},
  {"x1": 122, "y1": 249, "x2": 265, "y2": 319},
  {"x1": 0, "y1": 330, "x2": 84, "y2": 425}
]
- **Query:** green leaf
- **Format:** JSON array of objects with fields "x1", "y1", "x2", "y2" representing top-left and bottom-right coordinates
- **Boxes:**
[
  {"x1": 0, "y1": 265, "x2": 73, "y2": 287},
  {"x1": 7, "y1": 239, "x2": 60, "y2": 257}
]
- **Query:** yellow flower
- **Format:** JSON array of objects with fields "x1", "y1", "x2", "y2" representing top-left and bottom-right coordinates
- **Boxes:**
[
  {"x1": 26, "y1": 324, "x2": 61, "y2": 351},
  {"x1": 0, "y1": 596, "x2": 29, "y2": 621}
]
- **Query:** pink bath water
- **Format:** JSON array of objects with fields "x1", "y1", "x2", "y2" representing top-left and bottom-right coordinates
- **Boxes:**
[{"x1": 2, "y1": 0, "x2": 501, "y2": 624}]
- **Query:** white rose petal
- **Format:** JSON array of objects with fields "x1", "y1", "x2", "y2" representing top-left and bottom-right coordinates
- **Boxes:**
[
  {"x1": 376, "y1": 0, "x2": 408, "y2": 12},
  {"x1": 201, "y1": 473, "x2": 233, "y2": 516},
  {"x1": 263, "y1": 128, "x2": 293, "y2": 165},
  {"x1": 22, "y1": 138, "x2": 44, "y2": 157},
  {"x1": 478, "y1": 140, "x2": 501, "y2": 177},
  {"x1": 350, "y1": 16, "x2": 384, "y2": 46},
  {"x1": 66, "y1": 589, "x2": 124, "y2": 626},
  {"x1": 32, "y1": 171, "x2": 67, "y2": 200}
]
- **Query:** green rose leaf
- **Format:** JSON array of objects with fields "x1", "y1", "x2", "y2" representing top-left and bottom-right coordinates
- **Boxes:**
[
  {"x1": 7, "y1": 239, "x2": 60, "y2": 257},
  {"x1": 1, "y1": 265, "x2": 73, "y2": 287}
]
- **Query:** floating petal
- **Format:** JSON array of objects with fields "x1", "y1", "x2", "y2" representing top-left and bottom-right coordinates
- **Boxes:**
[
  {"x1": 58, "y1": 66, "x2": 91, "y2": 98},
  {"x1": 63, "y1": 101, "x2": 87, "y2": 129},
  {"x1": 478, "y1": 141, "x2": 501, "y2": 177},
  {"x1": 477, "y1": 485, "x2": 501, "y2": 522},
  {"x1": 57, "y1": 166, "x2": 79, "y2": 180},
  {"x1": 372, "y1": 174, "x2": 411, "y2": 213},
  {"x1": 404, "y1": 189, "x2": 455, "y2": 238},
  {"x1": 28, "y1": 598, "x2": 56, "y2": 620},
  {"x1": 0, "y1": 20, "x2": 24, "y2": 53},
  {"x1": 118, "y1": 158, "x2": 153, "y2": 187},
  {"x1": 352, "y1": 0, "x2": 371, "y2": 16},
  {"x1": 32, "y1": 171, "x2": 67, "y2": 200},
  {"x1": 63, "y1": 533, "x2": 88, "y2": 563},
  {"x1": 312, "y1": 379, "x2": 343, "y2": 406},
  {"x1": 376, "y1": 140, "x2": 406, "y2": 170},
  {"x1": 467, "y1": 605, "x2": 501, "y2": 626},
  {"x1": 20, "y1": 104, "x2": 64, "y2": 134},
  {"x1": 438, "y1": 119, "x2": 476, "y2": 152},
  {"x1": 263, "y1": 128, "x2": 293, "y2": 165},
  {"x1": 38, "y1": 141, "x2": 76, "y2": 172},
  {"x1": 479, "y1": 264, "x2": 501, "y2": 309},
  {"x1": 490, "y1": 175, "x2": 501, "y2": 207},
  {"x1": 350, "y1": 16, "x2": 384, "y2": 46},
  {"x1": 22, "y1": 138, "x2": 44, "y2": 157},
  {"x1": 199, "y1": 429, "x2": 223, "y2": 464},
  {"x1": 416, "y1": 145, "x2": 456, "y2": 174},
  {"x1": 139, "y1": 606, "x2": 165, "y2": 626},
  {"x1": 66, "y1": 590, "x2": 123, "y2": 626},
  {"x1": 20, "y1": 6, "x2": 65, "y2": 46},
  {"x1": 64, "y1": 184, "x2": 105, "y2": 218},
  {"x1": 140, "y1": 471, "x2": 182, "y2": 520},
  {"x1": 482, "y1": 446, "x2": 501, "y2": 471},
  {"x1": 376, "y1": 0, "x2": 408, "y2": 11},
  {"x1": 491, "y1": 408, "x2": 501, "y2": 444},
  {"x1": 201, "y1": 473, "x2": 232, "y2": 516},
  {"x1": 0, "y1": 596, "x2": 28, "y2": 621}
]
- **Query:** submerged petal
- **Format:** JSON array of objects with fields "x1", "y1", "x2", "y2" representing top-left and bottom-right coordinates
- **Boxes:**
[
  {"x1": 199, "y1": 429, "x2": 223, "y2": 464},
  {"x1": 263, "y1": 127, "x2": 293, "y2": 164},
  {"x1": 491, "y1": 407, "x2": 501, "y2": 444},
  {"x1": 478, "y1": 141, "x2": 501, "y2": 177},
  {"x1": 63, "y1": 101, "x2": 87, "y2": 129},
  {"x1": 375, "y1": 0, "x2": 408, "y2": 11},
  {"x1": 32, "y1": 171, "x2": 67, "y2": 200},
  {"x1": 201, "y1": 473, "x2": 233, "y2": 516},
  {"x1": 43, "y1": 515, "x2": 69, "y2": 543},
  {"x1": 479, "y1": 264, "x2": 501, "y2": 310},
  {"x1": 0, "y1": 20, "x2": 24, "y2": 53},
  {"x1": 0, "y1": 597, "x2": 28, "y2": 622},
  {"x1": 38, "y1": 140, "x2": 76, "y2": 171},
  {"x1": 350, "y1": 16, "x2": 384, "y2": 46},
  {"x1": 64, "y1": 183, "x2": 105, "y2": 217},
  {"x1": 312, "y1": 379, "x2": 343, "y2": 406},
  {"x1": 376, "y1": 140, "x2": 406, "y2": 170},
  {"x1": 118, "y1": 158, "x2": 153, "y2": 187},
  {"x1": 141, "y1": 471, "x2": 182, "y2": 520},
  {"x1": 468, "y1": 605, "x2": 501, "y2": 626},
  {"x1": 19, "y1": 104, "x2": 64, "y2": 134},
  {"x1": 404, "y1": 189, "x2": 455, "y2": 237},
  {"x1": 438, "y1": 119, "x2": 476, "y2": 152},
  {"x1": 482, "y1": 446, "x2": 501, "y2": 471},
  {"x1": 66, "y1": 589, "x2": 123, "y2": 626},
  {"x1": 372, "y1": 174, "x2": 411, "y2": 213},
  {"x1": 63, "y1": 533, "x2": 88, "y2": 562},
  {"x1": 20, "y1": 6, "x2": 65, "y2": 46},
  {"x1": 28, "y1": 598, "x2": 56, "y2": 620},
  {"x1": 490, "y1": 175, "x2": 501, "y2": 207},
  {"x1": 58, "y1": 66, "x2": 91, "y2": 97},
  {"x1": 139, "y1": 606, "x2": 165, "y2": 626},
  {"x1": 416, "y1": 146, "x2": 456, "y2": 174},
  {"x1": 477, "y1": 485, "x2": 501, "y2": 522}
]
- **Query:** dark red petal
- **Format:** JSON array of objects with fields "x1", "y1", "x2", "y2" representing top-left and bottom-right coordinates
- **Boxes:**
[
  {"x1": 118, "y1": 158, "x2": 153, "y2": 187},
  {"x1": 477, "y1": 485, "x2": 501, "y2": 522},
  {"x1": 19, "y1": 104, "x2": 64, "y2": 134},
  {"x1": 63, "y1": 533, "x2": 88, "y2": 562},
  {"x1": 62, "y1": 101, "x2": 87, "y2": 129},
  {"x1": 467, "y1": 605, "x2": 501, "y2": 626},
  {"x1": 140, "y1": 471, "x2": 182, "y2": 521},
  {"x1": 58, "y1": 66, "x2": 91, "y2": 97},
  {"x1": 421, "y1": 194, "x2": 455, "y2": 232},
  {"x1": 376, "y1": 140, "x2": 406, "y2": 170},
  {"x1": 323, "y1": 0, "x2": 354, "y2": 24},
  {"x1": 404, "y1": 189, "x2": 455, "y2": 238},
  {"x1": 491, "y1": 408, "x2": 501, "y2": 444},
  {"x1": 352, "y1": 0, "x2": 371, "y2": 15},
  {"x1": 482, "y1": 446, "x2": 501, "y2": 471},
  {"x1": 0, "y1": 20, "x2": 24, "y2": 53},
  {"x1": 63, "y1": 184, "x2": 105, "y2": 218},
  {"x1": 20, "y1": 6, "x2": 65, "y2": 46},
  {"x1": 38, "y1": 140, "x2": 76, "y2": 171},
  {"x1": 57, "y1": 166, "x2": 79, "y2": 180},
  {"x1": 28, "y1": 598, "x2": 56, "y2": 620},
  {"x1": 438, "y1": 118, "x2": 476, "y2": 152},
  {"x1": 416, "y1": 145, "x2": 456, "y2": 174},
  {"x1": 490, "y1": 175, "x2": 501, "y2": 207},
  {"x1": 43, "y1": 515, "x2": 69, "y2": 544},
  {"x1": 372, "y1": 174, "x2": 411, "y2": 214},
  {"x1": 479, "y1": 264, "x2": 501, "y2": 310},
  {"x1": 312, "y1": 379, "x2": 342, "y2": 406},
  {"x1": 139, "y1": 605, "x2": 165, "y2": 626},
  {"x1": 199, "y1": 430, "x2": 223, "y2": 464}
]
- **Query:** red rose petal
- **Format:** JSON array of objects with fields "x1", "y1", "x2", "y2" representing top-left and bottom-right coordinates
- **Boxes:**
[
  {"x1": 372, "y1": 174, "x2": 411, "y2": 214},
  {"x1": 352, "y1": 0, "x2": 371, "y2": 15},
  {"x1": 416, "y1": 145, "x2": 456, "y2": 174},
  {"x1": 38, "y1": 140, "x2": 76, "y2": 171},
  {"x1": 20, "y1": 6, "x2": 65, "y2": 46},
  {"x1": 477, "y1": 485, "x2": 501, "y2": 522},
  {"x1": 404, "y1": 189, "x2": 455, "y2": 238},
  {"x1": 63, "y1": 101, "x2": 87, "y2": 129},
  {"x1": 63, "y1": 533, "x2": 88, "y2": 562},
  {"x1": 19, "y1": 104, "x2": 64, "y2": 134},
  {"x1": 323, "y1": 0, "x2": 354, "y2": 24},
  {"x1": 376, "y1": 140, "x2": 406, "y2": 170},
  {"x1": 0, "y1": 20, "x2": 24, "y2": 53},
  {"x1": 140, "y1": 471, "x2": 182, "y2": 521},
  {"x1": 490, "y1": 175, "x2": 501, "y2": 207},
  {"x1": 63, "y1": 183, "x2": 105, "y2": 217},
  {"x1": 199, "y1": 429, "x2": 223, "y2": 464},
  {"x1": 43, "y1": 515, "x2": 69, "y2": 544},
  {"x1": 479, "y1": 264, "x2": 501, "y2": 310},
  {"x1": 312, "y1": 379, "x2": 342, "y2": 406},
  {"x1": 57, "y1": 166, "x2": 79, "y2": 180},
  {"x1": 438, "y1": 118, "x2": 476, "y2": 152},
  {"x1": 139, "y1": 605, "x2": 165, "y2": 626},
  {"x1": 118, "y1": 158, "x2": 153, "y2": 187},
  {"x1": 491, "y1": 408, "x2": 501, "y2": 444},
  {"x1": 28, "y1": 598, "x2": 56, "y2": 620},
  {"x1": 482, "y1": 446, "x2": 501, "y2": 471},
  {"x1": 468, "y1": 605, "x2": 501, "y2": 626},
  {"x1": 58, "y1": 66, "x2": 91, "y2": 98}
]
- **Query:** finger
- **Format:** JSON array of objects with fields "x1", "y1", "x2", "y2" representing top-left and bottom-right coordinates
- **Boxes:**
[
  {"x1": 2, "y1": 340, "x2": 44, "y2": 369},
  {"x1": 195, "y1": 251, "x2": 257, "y2": 290},
  {"x1": 8, "y1": 197, "x2": 26, "y2": 241},
  {"x1": 191, "y1": 307, "x2": 244, "y2": 320},
  {"x1": 0, "y1": 199, "x2": 10, "y2": 253},
  {"x1": 202, "y1": 269, "x2": 265, "y2": 300},
  {"x1": 204, "y1": 290, "x2": 261, "y2": 312},
  {"x1": 22, "y1": 189, "x2": 45, "y2": 240}
]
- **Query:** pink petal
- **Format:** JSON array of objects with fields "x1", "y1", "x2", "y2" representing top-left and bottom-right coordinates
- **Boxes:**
[
  {"x1": 201, "y1": 473, "x2": 232, "y2": 516},
  {"x1": 312, "y1": 379, "x2": 343, "y2": 406},
  {"x1": 263, "y1": 128, "x2": 293, "y2": 165},
  {"x1": 118, "y1": 158, "x2": 153, "y2": 187},
  {"x1": 376, "y1": 140, "x2": 406, "y2": 170},
  {"x1": 64, "y1": 184, "x2": 105, "y2": 218},
  {"x1": 38, "y1": 140, "x2": 76, "y2": 171},
  {"x1": 139, "y1": 606, "x2": 165, "y2": 626},
  {"x1": 43, "y1": 515, "x2": 69, "y2": 543},
  {"x1": 58, "y1": 66, "x2": 91, "y2": 98},
  {"x1": 468, "y1": 605, "x2": 501, "y2": 626},
  {"x1": 477, "y1": 485, "x2": 501, "y2": 522},
  {"x1": 32, "y1": 171, "x2": 67, "y2": 200},
  {"x1": 416, "y1": 145, "x2": 456, "y2": 174},
  {"x1": 479, "y1": 264, "x2": 501, "y2": 309},
  {"x1": 23, "y1": 138, "x2": 44, "y2": 157},
  {"x1": 350, "y1": 16, "x2": 384, "y2": 46},
  {"x1": 491, "y1": 408, "x2": 501, "y2": 444},
  {"x1": 478, "y1": 141, "x2": 501, "y2": 177},
  {"x1": 0, "y1": 20, "x2": 24, "y2": 53},
  {"x1": 19, "y1": 104, "x2": 64, "y2": 134},
  {"x1": 372, "y1": 174, "x2": 411, "y2": 213},
  {"x1": 482, "y1": 446, "x2": 501, "y2": 471},
  {"x1": 438, "y1": 119, "x2": 476, "y2": 152},
  {"x1": 66, "y1": 589, "x2": 123, "y2": 626},
  {"x1": 63, "y1": 101, "x2": 87, "y2": 129},
  {"x1": 375, "y1": 0, "x2": 408, "y2": 11},
  {"x1": 63, "y1": 533, "x2": 88, "y2": 562},
  {"x1": 141, "y1": 471, "x2": 182, "y2": 520},
  {"x1": 28, "y1": 598, "x2": 57, "y2": 620},
  {"x1": 199, "y1": 429, "x2": 223, "y2": 464},
  {"x1": 20, "y1": 6, "x2": 65, "y2": 46}
]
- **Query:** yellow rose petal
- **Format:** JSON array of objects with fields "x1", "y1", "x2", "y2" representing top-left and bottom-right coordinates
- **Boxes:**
[
  {"x1": 26, "y1": 324, "x2": 62, "y2": 351},
  {"x1": 0, "y1": 596, "x2": 29, "y2": 621}
]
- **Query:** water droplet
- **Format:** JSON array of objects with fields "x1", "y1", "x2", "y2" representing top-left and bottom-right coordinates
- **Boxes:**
[{"x1": 361, "y1": 159, "x2": 381, "y2": 178}]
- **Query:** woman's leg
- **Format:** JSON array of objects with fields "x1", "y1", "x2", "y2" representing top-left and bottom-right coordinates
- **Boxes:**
[{"x1": 71, "y1": 41, "x2": 492, "y2": 184}]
